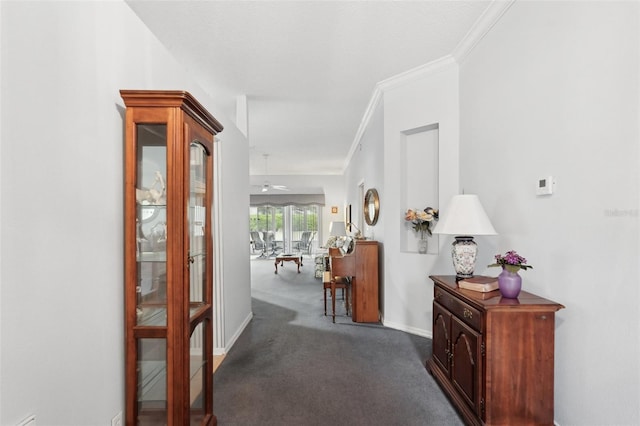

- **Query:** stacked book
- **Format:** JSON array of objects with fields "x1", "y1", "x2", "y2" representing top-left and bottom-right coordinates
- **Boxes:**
[{"x1": 458, "y1": 276, "x2": 499, "y2": 293}]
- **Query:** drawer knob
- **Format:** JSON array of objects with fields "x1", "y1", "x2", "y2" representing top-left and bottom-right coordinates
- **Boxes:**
[{"x1": 463, "y1": 308, "x2": 473, "y2": 319}]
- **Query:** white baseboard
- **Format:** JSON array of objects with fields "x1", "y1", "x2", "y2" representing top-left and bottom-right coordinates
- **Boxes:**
[
  {"x1": 213, "y1": 310, "x2": 253, "y2": 356},
  {"x1": 382, "y1": 319, "x2": 432, "y2": 339}
]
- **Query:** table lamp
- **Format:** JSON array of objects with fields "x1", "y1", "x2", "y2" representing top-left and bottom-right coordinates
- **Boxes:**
[
  {"x1": 432, "y1": 194, "x2": 497, "y2": 278},
  {"x1": 329, "y1": 221, "x2": 347, "y2": 238}
]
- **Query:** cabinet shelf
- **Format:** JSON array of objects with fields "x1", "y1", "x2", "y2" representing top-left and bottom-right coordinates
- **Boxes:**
[
  {"x1": 134, "y1": 304, "x2": 207, "y2": 328},
  {"x1": 139, "y1": 360, "x2": 166, "y2": 402},
  {"x1": 137, "y1": 306, "x2": 167, "y2": 327},
  {"x1": 138, "y1": 203, "x2": 166, "y2": 208},
  {"x1": 137, "y1": 252, "x2": 167, "y2": 262}
]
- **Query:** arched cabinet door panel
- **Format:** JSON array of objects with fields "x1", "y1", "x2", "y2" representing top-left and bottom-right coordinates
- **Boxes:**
[
  {"x1": 432, "y1": 302, "x2": 451, "y2": 375},
  {"x1": 451, "y1": 318, "x2": 481, "y2": 415}
]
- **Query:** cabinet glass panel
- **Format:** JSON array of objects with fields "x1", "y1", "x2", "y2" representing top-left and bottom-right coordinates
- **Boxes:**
[
  {"x1": 189, "y1": 321, "x2": 206, "y2": 422},
  {"x1": 137, "y1": 338, "x2": 167, "y2": 425},
  {"x1": 189, "y1": 143, "x2": 206, "y2": 306},
  {"x1": 136, "y1": 124, "x2": 167, "y2": 326}
]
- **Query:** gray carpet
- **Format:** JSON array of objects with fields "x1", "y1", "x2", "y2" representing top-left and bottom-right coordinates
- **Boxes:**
[{"x1": 212, "y1": 257, "x2": 464, "y2": 425}]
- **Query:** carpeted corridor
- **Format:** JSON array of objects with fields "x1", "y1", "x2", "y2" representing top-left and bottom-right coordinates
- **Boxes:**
[{"x1": 212, "y1": 257, "x2": 464, "y2": 425}]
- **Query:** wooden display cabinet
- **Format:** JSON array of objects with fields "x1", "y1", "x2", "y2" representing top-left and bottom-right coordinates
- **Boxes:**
[
  {"x1": 121, "y1": 90, "x2": 223, "y2": 425},
  {"x1": 427, "y1": 275, "x2": 564, "y2": 426}
]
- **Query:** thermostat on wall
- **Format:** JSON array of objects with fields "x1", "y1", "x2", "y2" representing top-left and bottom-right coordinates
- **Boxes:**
[{"x1": 536, "y1": 176, "x2": 554, "y2": 195}]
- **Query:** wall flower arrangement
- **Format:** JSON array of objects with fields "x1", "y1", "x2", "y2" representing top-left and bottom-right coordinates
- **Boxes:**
[{"x1": 404, "y1": 207, "x2": 439, "y2": 239}]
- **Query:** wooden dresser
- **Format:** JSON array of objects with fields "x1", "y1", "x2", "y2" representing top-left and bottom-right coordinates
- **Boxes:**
[
  {"x1": 427, "y1": 275, "x2": 564, "y2": 426},
  {"x1": 329, "y1": 240, "x2": 379, "y2": 322}
]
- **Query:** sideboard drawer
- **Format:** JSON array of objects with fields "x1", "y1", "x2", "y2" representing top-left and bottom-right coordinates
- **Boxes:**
[{"x1": 434, "y1": 287, "x2": 482, "y2": 332}]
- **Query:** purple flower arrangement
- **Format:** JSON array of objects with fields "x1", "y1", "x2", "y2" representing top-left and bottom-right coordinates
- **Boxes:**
[{"x1": 488, "y1": 250, "x2": 533, "y2": 273}]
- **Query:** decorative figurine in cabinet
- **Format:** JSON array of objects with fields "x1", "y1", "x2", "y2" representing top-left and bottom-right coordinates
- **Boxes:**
[{"x1": 121, "y1": 90, "x2": 223, "y2": 425}]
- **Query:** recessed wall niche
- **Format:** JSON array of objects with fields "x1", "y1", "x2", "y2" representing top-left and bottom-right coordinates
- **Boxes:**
[{"x1": 400, "y1": 123, "x2": 439, "y2": 254}]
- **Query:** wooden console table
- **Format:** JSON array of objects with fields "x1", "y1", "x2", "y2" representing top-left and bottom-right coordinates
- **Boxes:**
[
  {"x1": 274, "y1": 254, "x2": 303, "y2": 274},
  {"x1": 427, "y1": 275, "x2": 564, "y2": 426}
]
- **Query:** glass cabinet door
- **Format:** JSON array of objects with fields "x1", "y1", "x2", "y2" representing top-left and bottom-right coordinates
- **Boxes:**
[
  {"x1": 188, "y1": 142, "x2": 209, "y2": 422},
  {"x1": 136, "y1": 124, "x2": 168, "y2": 326},
  {"x1": 189, "y1": 142, "x2": 207, "y2": 311},
  {"x1": 135, "y1": 124, "x2": 168, "y2": 424},
  {"x1": 137, "y1": 338, "x2": 167, "y2": 425},
  {"x1": 189, "y1": 322, "x2": 207, "y2": 422}
]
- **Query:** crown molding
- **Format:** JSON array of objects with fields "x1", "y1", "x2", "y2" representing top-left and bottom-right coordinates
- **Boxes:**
[
  {"x1": 378, "y1": 55, "x2": 458, "y2": 93},
  {"x1": 343, "y1": 0, "x2": 515, "y2": 173},
  {"x1": 343, "y1": 55, "x2": 457, "y2": 173},
  {"x1": 342, "y1": 86, "x2": 383, "y2": 173},
  {"x1": 453, "y1": 0, "x2": 516, "y2": 63}
]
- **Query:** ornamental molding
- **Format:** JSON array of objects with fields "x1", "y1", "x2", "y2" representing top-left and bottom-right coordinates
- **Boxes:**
[
  {"x1": 344, "y1": 0, "x2": 515, "y2": 173},
  {"x1": 452, "y1": 0, "x2": 516, "y2": 63}
]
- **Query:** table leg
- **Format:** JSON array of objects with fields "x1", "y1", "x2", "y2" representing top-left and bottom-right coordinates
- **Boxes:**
[
  {"x1": 331, "y1": 281, "x2": 336, "y2": 323},
  {"x1": 274, "y1": 259, "x2": 278, "y2": 274},
  {"x1": 324, "y1": 286, "x2": 328, "y2": 316}
]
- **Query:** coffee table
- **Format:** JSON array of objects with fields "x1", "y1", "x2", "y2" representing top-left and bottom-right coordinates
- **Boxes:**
[{"x1": 274, "y1": 254, "x2": 303, "y2": 274}]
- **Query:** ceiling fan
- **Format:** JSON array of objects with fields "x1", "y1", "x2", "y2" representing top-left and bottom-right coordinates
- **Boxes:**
[{"x1": 256, "y1": 154, "x2": 289, "y2": 192}]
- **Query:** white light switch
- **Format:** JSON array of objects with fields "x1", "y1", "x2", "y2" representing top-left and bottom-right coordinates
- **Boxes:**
[{"x1": 536, "y1": 176, "x2": 554, "y2": 195}]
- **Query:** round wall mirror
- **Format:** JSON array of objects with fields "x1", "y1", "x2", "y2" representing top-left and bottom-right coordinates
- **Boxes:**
[{"x1": 364, "y1": 188, "x2": 380, "y2": 226}]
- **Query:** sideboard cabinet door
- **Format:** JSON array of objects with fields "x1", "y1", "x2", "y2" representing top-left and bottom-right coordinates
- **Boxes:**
[
  {"x1": 450, "y1": 316, "x2": 482, "y2": 415},
  {"x1": 432, "y1": 300, "x2": 483, "y2": 419},
  {"x1": 432, "y1": 302, "x2": 451, "y2": 376}
]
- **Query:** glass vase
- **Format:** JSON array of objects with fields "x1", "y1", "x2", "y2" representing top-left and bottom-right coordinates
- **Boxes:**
[{"x1": 417, "y1": 238, "x2": 428, "y2": 254}]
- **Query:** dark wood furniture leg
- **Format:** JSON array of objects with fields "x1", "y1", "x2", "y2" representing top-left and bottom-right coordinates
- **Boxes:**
[{"x1": 330, "y1": 280, "x2": 349, "y2": 323}]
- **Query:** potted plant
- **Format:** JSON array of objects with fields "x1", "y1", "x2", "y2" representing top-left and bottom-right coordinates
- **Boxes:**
[{"x1": 488, "y1": 250, "x2": 533, "y2": 298}]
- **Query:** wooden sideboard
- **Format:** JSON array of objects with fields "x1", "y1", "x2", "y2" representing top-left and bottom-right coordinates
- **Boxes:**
[
  {"x1": 426, "y1": 275, "x2": 564, "y2": 426},
  {"x1": 329, "y1": 240, "x2": 379, "y2": 323}
]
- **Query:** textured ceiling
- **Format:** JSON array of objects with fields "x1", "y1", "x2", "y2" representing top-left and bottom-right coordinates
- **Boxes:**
[{"x1": 126, "y1": 1, "x2": 494, "y2": 176}]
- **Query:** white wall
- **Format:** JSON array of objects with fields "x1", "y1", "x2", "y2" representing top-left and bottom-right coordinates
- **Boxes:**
[
  {"x1": 380, "y1": 63, "x2": 460, "y2": 333},
  {"x1": 459, "y1": 2, "x2": 639, "y2": 425},
  {"x1": 0, "y1": 1, "x2": 251, "y2": 424},
  {"x1": 217, "y1": 123, "x2": 253, "y2": 355},
  {"x1": 344, "y1": 100, "x2": 385, "y2": 242}
]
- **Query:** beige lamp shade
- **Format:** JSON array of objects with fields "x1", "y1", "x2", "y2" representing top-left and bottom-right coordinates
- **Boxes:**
[
  {"x1": 432, "y1": 194, "x2": 497, "y2": 236},
  {"x1": 329, "y1": 221, "x2": 347, "y2": 237}
]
